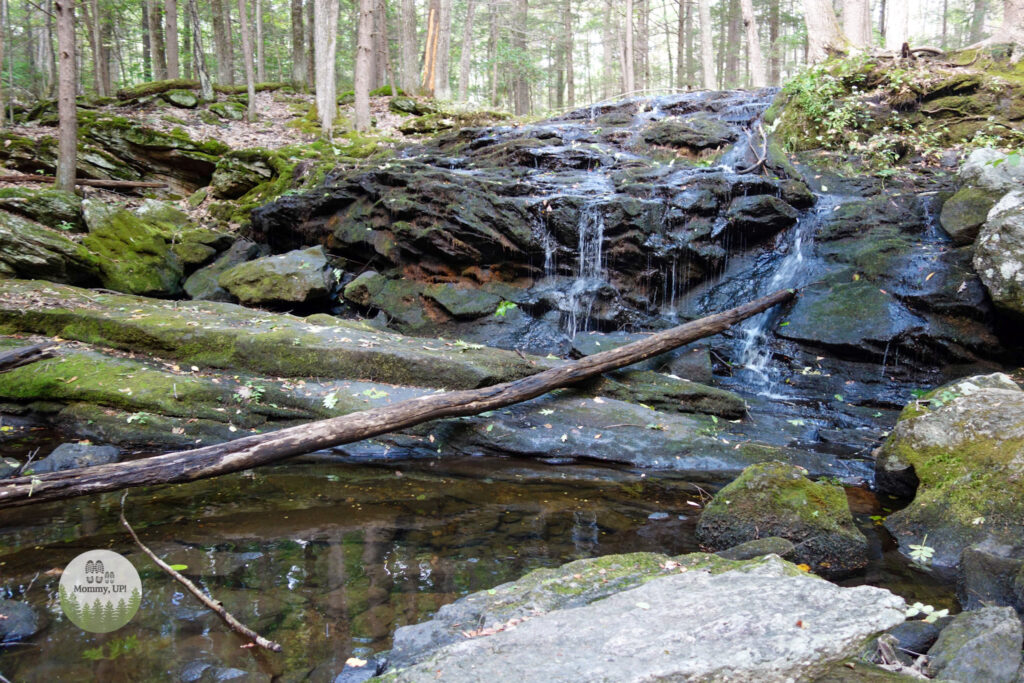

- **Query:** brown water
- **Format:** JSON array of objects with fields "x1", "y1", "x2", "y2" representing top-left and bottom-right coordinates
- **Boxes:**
[{"x1": 0, "y1": 448, "x2": 956, "y2": 681}]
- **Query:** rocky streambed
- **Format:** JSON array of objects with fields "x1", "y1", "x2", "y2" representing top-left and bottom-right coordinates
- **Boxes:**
[{"x1": 3, "y1": 54, "x2": 1024, "y2": 681}]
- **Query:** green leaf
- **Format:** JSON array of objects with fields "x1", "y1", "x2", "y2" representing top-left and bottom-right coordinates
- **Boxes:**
[
  {"x1": 494, "y1": 301, "x2": 518, "y2": 317},
  {"x1": 362, "y1": 388, "x2": 389, "y2": 400},
  {"x1": 323, "y1": 392, "x2": 339, "y2": 409},
  {"x1": 454, "y1": 340, "x2": 485, "y2": 351},
  {"x1": 168, "y1": 564, "x2": 189, "y2": 571},
  {"x1": 833, "y1": 394, "x2": 844, "y2": 402}
]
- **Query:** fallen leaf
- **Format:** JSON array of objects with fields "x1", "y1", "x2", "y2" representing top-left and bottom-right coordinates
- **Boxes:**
[{"x1": 345, "y1": 657, "x2": 368, "y2": 668}]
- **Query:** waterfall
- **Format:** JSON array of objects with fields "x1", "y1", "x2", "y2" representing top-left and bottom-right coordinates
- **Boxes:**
[{"x1": 566, "y1": 201, "x2": 606, "y2": 338}]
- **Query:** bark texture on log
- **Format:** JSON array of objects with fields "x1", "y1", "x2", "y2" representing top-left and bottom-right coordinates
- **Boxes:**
[
  {"x1": 0, "y1": 343, "x2": 57, "y2": 374},
  {"x1": 0, "y1": 290, "x2": 795, "y2": 508}
]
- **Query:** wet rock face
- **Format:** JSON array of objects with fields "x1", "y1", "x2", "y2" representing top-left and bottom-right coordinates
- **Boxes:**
[
  {"x1": 250, "y1": 89, "x2": 805, "y2": 338},
  {"x1": 974, "y1": 189, "x2": 1024, "y2": 321},
  {"x1": 31, "y1": 442, "x2": 120, "y2": 473},
  {"x1": 926, "y1": 606, "x2": 1023, "y2": 683}
]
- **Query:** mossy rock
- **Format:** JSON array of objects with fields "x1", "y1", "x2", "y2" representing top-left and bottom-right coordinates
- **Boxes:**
[
  {"x1": 389, "y1": 97, "x2": 437, "y2": 116},
  {"x1": 163, "y1": 89, "x2": 200, "y2": 109},
  {"x1": 370, "y1": 84, "x2": 406, "y2": 97},
  {"x1": 0, "y1": 187, "x2": 82, "y2": 230},
  {"x1": 0, "y1": 211, "x2": 100, "y2": 285},
  {"x1": 877, "y1": 373, "x2": 1024, "y2": 568},
  {"x1": 696, "y1": 461, "x2": 868, "y2": 576},
  {"x1": 581, "y1": 369, "x2": 747, "y2": 419},
  {"x1": 171, "y1": 242, "x2": 217, "y2": 270},
  {"x1": 80, "y1": 200, "x2": 184, "y2": 296},
  {"x1": 217, "y1": 246, "x2": 330, "y2": 306},
  {"x1": 423, "y1": 283, "x2": 502, "y2": 317},
  {"x1": 211, "y1": 149, "x2": 278, "y2": 199},
  {"x1": 939, "y1": 186, "x2": 1003, "y2": 246},
  {"x1": 209, "y1": 101, "x2": 247, "y2": 121}
]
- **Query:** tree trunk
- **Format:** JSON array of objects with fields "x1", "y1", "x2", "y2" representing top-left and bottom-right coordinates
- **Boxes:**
[
  {"x1": 149, "y1": 0, "x2": 167, "y2": 80},
  {"x1": 805, "y1": 0, "x2": 846, "y2": 61},
  {"x1": 767, "y1": 0, "x2": 779, "y2": 84},
  {"x1": 623, "y1": 0, "x2": 634, "y2": 94},
  {"x1": 290, "y1": 0, "x2": 306, "y2": 86},
  {"x1": 142, "y1": 1, "x2": 152, "y2": 80},
  {"x1": 987, "y1": 0, "x2": 1024, "y2": 44},
  {"x1": 314, "y1": 0, "x2": 340, "y2": 136},
  {"x1": 602, "y1": 0, "x2": 614, "y2": 99},
  {"x1": 564, "y1": 0, "x2": 573, "y2": 107},
  {"x1": 636, "y1": 0, "x2": 647, "y2": 91},
  {"x1": 0, "y1": 0, "x2": 5, "y2": 127},
  {"x1": 842, "y1": 0, "x2": 870, "y2": 48},
  {"x1": 488, "y1": 0, "x2": 498, "y2": 105},
  {"x1": 0, "y1": 290, "x2": 795, "y2": 509},
  {"x1": 305, "y1": 0, "x2": 314, "y2": 88},
  {"x1": 511, "y1": 0, "x2": 529, "y2": 114},
  {"x1": 421, "y1": 0, "x2": 439, "y2": 96},
  {"x1": 739, "y1": 0, "x2": 765, "y2": 86},
  {"x1": 400, "y1": 0, "x2": 417, "y2": 93},
  {"x1": 81, "y1": 0, "x2": 100, "y2": 94},
  {"x1": 698, "y1": 0, "x2": 714, "y2": 89},
  {"x1": 724, "y1": 0, "x2": 740, "y2": 87},
  {"x1": 355, "y1": 0, "x2": 373, "y2": 130},
  {"x1": 970, "y1": 0, "x2": 988, "y2": 43},
  {"x1": 237, "y1": 0, "x2": 256, "y2": 120},
  {"x1": 457, "y1": 0, "x2": 475, "y2": 101},
  {"x1": 883, "y1": 0, "x2": 907, "y2": 50},
  {"x1": 212, "y1": 0, "x2": 232, "y2": 84},
  {"x1": 187, "y1": 0, "x2": 213, "y2": 99},
  {"x1": 255, "y1": 0, "x2": 265, "y2": 82},
  {"x1": 55, "y1": 0, "x2": 75, "y2": 193},
  {"x1": 165, "y1": 0, "x2": 179, "y2": 78},
  {"x1": 675, "y1": 0, "x2": 685, "y2": 87},
  {"x1": 434, "y1": 0, "x2": 452, "y2": 99}
]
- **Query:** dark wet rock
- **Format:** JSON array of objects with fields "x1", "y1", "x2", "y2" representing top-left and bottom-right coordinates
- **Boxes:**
[
  {"x1": 885, "y1": 620, "x2": 941, "y2": 659},
  {"x1": 0, "y1": 187, "x2": 82, "y2": 229},
  {"x1": 218, "y1": 246, "x2": 331, "y2": 307},
  {"x1": 210, "y1": 150, "x2": 278, "y2": 199},
  {"x1": 0, "y1": 211, "x2": 100, "y2": 285},
  {"x1": 926, "y1": 607, "x2": 1023, "y2": 683},
  {"x1": 424, "y1": 283, "x2": 502, "y2": 318},
  {"x1": 642, "y1": 114, "x2": 736, "y2": 150},
  {"x1": 940, "y1": 185, "x2": 1002, "y2": 245},
  {"x1": 878, "y1": 373, "x2": 1024, "y2": 568},
  {"x1": 163, "y1": 89, "x2": 199, "y2": 108},
  {"x1": 382, "y1": 553, "x2": 905, "y2": 682},
  {"x1": 31, "y1": 442, "x2": 120, "y2": 473},
  {"x1": 726, "y1": 195, "x2": 799, "y2": 241},
  {"x1": 581, "y1": 369, "x2": 747, "y2": 418},
  {"x1": 715, "y1": 536, "x2": 797, "y2": 561},
  {"x1": 343, "y1": 273, "x2": 429, "y2": 330},
  {"x1": 696, "y1": 461, "x2": 869, "y2": 576},
  {"x1": 779, "y1": 179, "x2": 815, "y2": 208},
  {"x1": 974, "y1": 190, "x2": 1024, "y2": 320},
  {"x1": 0, "y1": 598, "x2": 42, "y2": 642},
  {"x1": 81, "y1": 199, "x2": 184, "y2": 296},
  {"x1": 185, "y1": 239, "x2": 266, "y2": 301},
  {"x1": 957, "y1": 541, "x2": 1024, "y2": 617},
  {"x1": 959, "y1": 148, "x2": 1024, "y2": 195}
]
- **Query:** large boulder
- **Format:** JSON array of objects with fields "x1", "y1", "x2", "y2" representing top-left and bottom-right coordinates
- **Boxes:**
[
  {"x1": 940, "y1": 185, "x2": 1003, "y2": 246},
  {"x1": 184, "y1": 239, "x2": 265, "y2": 301},
  {"x1": 877, "y1": 373, "x2": 1024, "y2": 568},
  {"x1": 926, "y1": 606, "x2": 1023, "y2": 683},
  {"x1": 218, "y1": 246, "x2": 331, "y2": 306},
  {"x1": 0, "y1": 211, "x2": 100, "y2": 284},
  {"x1": 957, "y1": 540, "x2": 1024, "y2": 617},
  {"x1": 0, "y1": 187, "x2": 82, "y2": 230},
  {"x1": 726, "y1": 195, "x2": 799, "y2": 241},
  {"x1": 210, "y1": 150, "x2": 277, "y2": 199},
  {"x1": 959, "y1": 147, "x2": 1024, "y2": 195},
  {"x1": 30, "y1": 442, "x2": 121, "y2": 473},
  {"x1": 696, "y1": 461, "x2": 869, "y2": 576},
  {"x1": 81, "y1": 200, "x2": 184, "y2": 296},
  {"x1": 973, "y1": 189, "x2": 1024, "y2": 320},
  {"x1": 383, "y1": 553, "x2": 906, "y2": 682}
]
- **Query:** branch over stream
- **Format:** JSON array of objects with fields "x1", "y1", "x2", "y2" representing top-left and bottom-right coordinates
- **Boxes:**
[{"x1": 0, "y1": 289, "x2": 795, "y2": 508}]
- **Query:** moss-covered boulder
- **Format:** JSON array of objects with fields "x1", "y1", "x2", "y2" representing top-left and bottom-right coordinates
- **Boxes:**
[
  {"x1": 218, "y1": 246, "x2": 330, "y2": 306},
  {"x1": 581, "y1": 369, "x2": 747, "y2": 418},
  {"x1": 210, "y1": 150, "x2": 278, "y2": 199},
  {"x1": 423, "y1": 283, "x2": 502, "y2": 318},
  {"x1": 80, "y1": 200, "x2": 184, "y2": 296},
  {"x1": 642, "y1": 115, "x2": 736, "y2": 150},
  {"x1": 696, "y1": 461, "x2": 869, "y2": 576},
  {"x1": 0, "y1": 188, "x2": 82, "y2": 230},
  {"x1": 184, "y1": 239, "x2": 265, "y2": 301},
  {"x1": 209, "y1": 101, "x2": 247, "y2": 121},
  {"x1": 162, "y1": 89, "x2": 200, "y2": 108},
  {"x1": 389, "y1": 96, "x2": 437, "y2": 116},
  {"x1": 940, "y1": 185, "x2": 1003, "y2": 245},
  {"x1": 973, "y1": 189, "x2": 1024, "y2": 320},
  {"x1": 876, "y1": 373, "x2": 1024, "y2": 568},
  {"x1": 0, "y1": 212, "x2": 100, "y2": 284},
  {"x1": 343, "y1": 272, "x2": 430, "y2": 330}
]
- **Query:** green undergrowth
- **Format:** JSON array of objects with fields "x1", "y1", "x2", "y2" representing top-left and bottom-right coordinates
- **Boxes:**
[{"x1": 768, "y1": 46, "x2": 1024, "y2": 174}]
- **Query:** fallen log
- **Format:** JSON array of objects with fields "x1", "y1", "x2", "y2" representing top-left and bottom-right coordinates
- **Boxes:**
[
  {"x1": 0, "y1": 342, "x2": 57, "y2": 374},
  {"x1": 0, "y1": 174, "x2": 168, "y2": 189},
  {"x1": 0, "y1": 289, "x2": 795, "y2": 508}
]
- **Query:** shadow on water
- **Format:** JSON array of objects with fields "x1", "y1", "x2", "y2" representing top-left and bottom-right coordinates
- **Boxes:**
[{"x1": 0, "y1": 434, "x2": 955, "y2": 681}]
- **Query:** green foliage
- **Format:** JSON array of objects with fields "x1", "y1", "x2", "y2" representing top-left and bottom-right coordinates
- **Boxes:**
[
  {"x1": 908, "y1": 535, "x2": 935, "y2": 564},
  {"x1": 82, "y1": 635, "x2": 139, "y2": 661},
  {"x1": 905, "y1": 601, "x2": 948, "y2": 623},
  {"x1": 494, "y1": 301, "x2": 518, "y2": 317}
]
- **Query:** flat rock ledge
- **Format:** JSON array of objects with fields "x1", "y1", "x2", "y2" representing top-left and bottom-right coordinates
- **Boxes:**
[{"x1": 374, "y1": 554, "x2": 906, "y2": 682}]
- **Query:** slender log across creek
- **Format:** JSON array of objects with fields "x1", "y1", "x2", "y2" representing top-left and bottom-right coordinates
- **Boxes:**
[{"x1": 0, "y1": 289, "x2": 795, "y2": 508}]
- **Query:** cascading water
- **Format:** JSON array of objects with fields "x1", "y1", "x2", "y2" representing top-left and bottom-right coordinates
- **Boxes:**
[{"x1": 566, "y1": 201, "x2": 607, "y2": 338}]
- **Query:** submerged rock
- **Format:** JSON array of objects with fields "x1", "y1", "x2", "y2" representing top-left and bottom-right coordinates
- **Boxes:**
[
  {"x1": 0, "y1": 598, "x2": 42, "y2": 642},
  {"x1": 696, "y1": 461, "x2": 869, "y2": 575},
  {"x1": 382, "y1": 553, "x2": 905, "y2": 682},
  {"x1": 877, "y1": 373, "x2": 1024, "y2": 568},
  {"x1": 218, "y1": 246, "x2": 331, "y2": 307},
  {"x1": 926, "y1": 606, "x2": 1023, "y2": 683}
]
